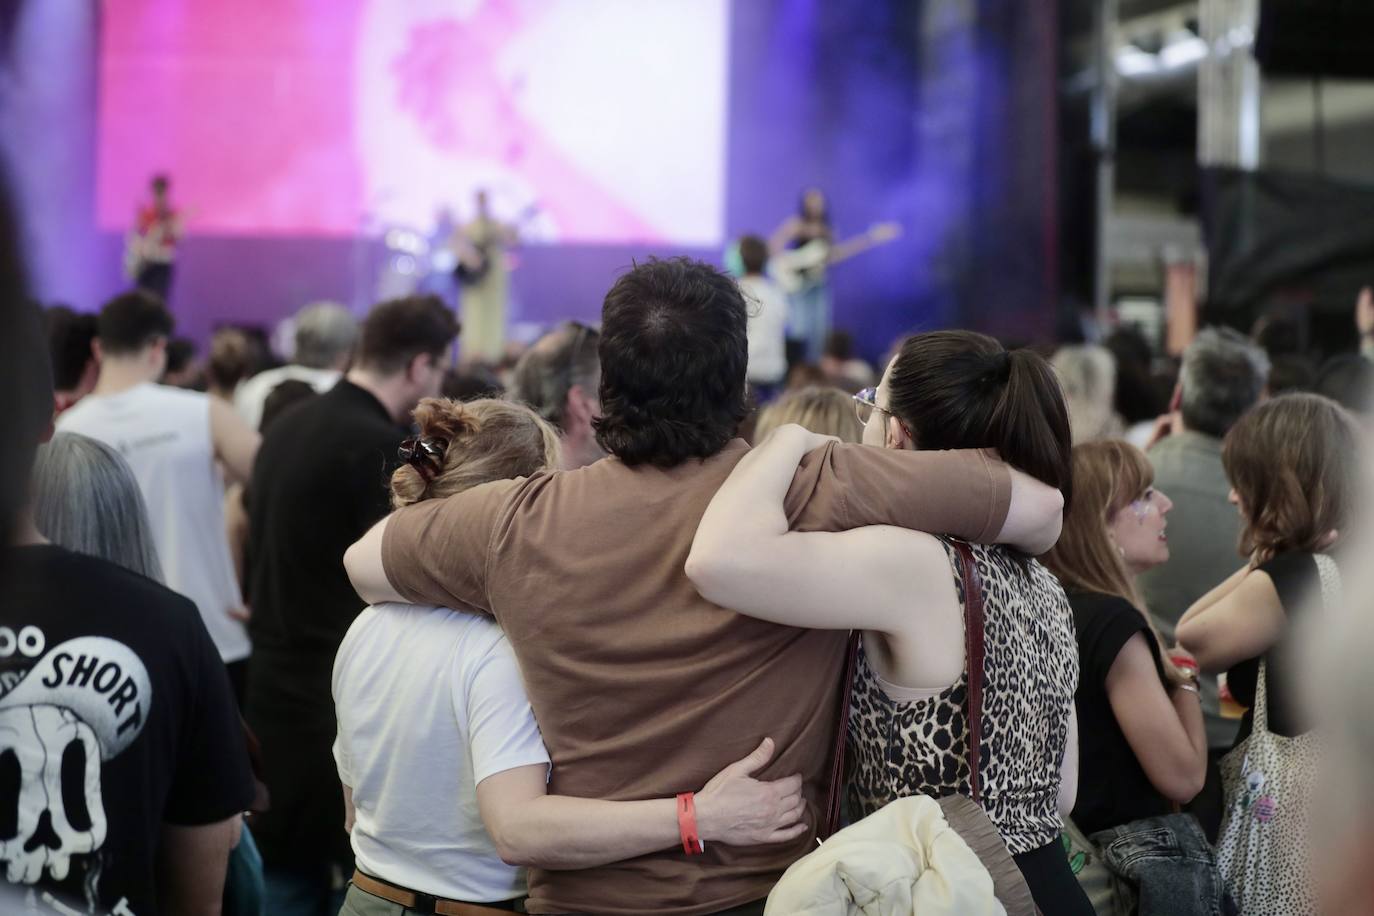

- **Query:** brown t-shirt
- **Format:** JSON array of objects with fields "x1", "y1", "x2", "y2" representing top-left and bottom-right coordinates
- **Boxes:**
[{"x1": 381, "y1": 440, "x2": 1011, "y2": 915}]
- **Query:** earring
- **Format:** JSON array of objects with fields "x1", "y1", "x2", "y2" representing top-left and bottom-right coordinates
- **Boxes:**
[{"x1": 1117, "y1": 545, "x2": 1126, "y2": 558}]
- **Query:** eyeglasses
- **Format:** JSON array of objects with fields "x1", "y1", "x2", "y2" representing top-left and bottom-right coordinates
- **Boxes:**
[{"x1": 852, "y1": 387, "x2": 889, "y2": 425}]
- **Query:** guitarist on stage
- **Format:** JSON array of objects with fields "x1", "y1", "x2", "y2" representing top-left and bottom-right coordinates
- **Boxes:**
[
  {"x1": 769, "y1": 187, "x2": 900, "y2": 363},
  {"x1": 126, "y1": 173, "x2": 183, "y2": 301},
  {"x1": 450, "y1": 189, "x2": 525, "y2": 365}
]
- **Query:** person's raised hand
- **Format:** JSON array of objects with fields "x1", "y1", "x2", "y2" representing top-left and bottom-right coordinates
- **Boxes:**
[{"x1": 1143, "y1": 412, "x2": 1181, "y2": 452}]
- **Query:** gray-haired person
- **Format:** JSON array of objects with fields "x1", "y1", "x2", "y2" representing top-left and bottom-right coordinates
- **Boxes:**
[
  {"x1": 4, "y1": 301, "x2": 254, "y2": 913},
  {"x1": 1139, "y1": 326, "x2": 1271, "y2": 756},
  {"x1": 235, "y1": 301, "x2": 360, "y2": 429},
  {"x1": 32, "y1": 431, "x2": 164, "y2": 582},
  {"x1": 29, "y1": 428, "x2": 266, "y2": 913},
  {"x1": 508, "y1": 320, "x2": 605, "y2": 469}
]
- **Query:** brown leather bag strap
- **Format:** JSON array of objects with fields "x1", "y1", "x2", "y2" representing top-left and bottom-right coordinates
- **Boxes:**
[
  {"x1": 952, "y1": 540, "x2": 987, "y2": 806},
  {"x1": 822, "y1": 629, "x2": 862, "y2": 838}
]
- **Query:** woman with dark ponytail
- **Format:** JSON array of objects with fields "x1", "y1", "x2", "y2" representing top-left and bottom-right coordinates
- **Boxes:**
[{"x1": 688, "y1": 331, "x2": 1091, "y2": 914}]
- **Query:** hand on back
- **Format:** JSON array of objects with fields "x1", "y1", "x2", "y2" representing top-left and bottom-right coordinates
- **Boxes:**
[{"x1": 694, "y1": 738, "x2": 808, "y2": 846}]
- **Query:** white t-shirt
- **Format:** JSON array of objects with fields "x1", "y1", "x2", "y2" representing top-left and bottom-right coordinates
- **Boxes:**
[
  {"x1": 739, "y1": 274, "x2": 789, "y2": 385},
  {"x1": 56, "y1": 383, "x2": 250, "y2": 662},
  {"x1": 332, "y1": 603, "x2": 550, "y2": 902},
  {"x1": 234, "y1": 365, "x2": 341, "y2": 431}
]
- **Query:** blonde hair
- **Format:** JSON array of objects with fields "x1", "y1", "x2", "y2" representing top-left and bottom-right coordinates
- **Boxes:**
[
  {"x1": 1042, "y1": 440, "x2": 1183, "y2": 678},
  {"x1": 391, "y1": 398, "x2": 561, "y2": 509},
  {"x1": 752, "y1": 386, "x2": 863, "y2": 444},
  {"x1": 1223, "y1": 393, "x2": 1362, "y2": 564},
  {"x1": 32, "y1": 431, "x2": 164, "y2": 582},
  {"x1": 1052, "y1": 345, "x2": 1123, "y2": 443},
  {"x1": 1043, "y1": 440, "x2": 1153, "y2": 609}
]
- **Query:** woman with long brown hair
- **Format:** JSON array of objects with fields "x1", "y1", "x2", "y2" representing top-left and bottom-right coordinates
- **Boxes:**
[
  {"x1": 1042, "y1": 441, "x2": 1208, "y2": 834},
  {"x1": 1177, "y1": 393, "x2": 1362, "y2": 914},
  {"x1": 1177, "y1": 394, "x2": 1360, "y2": 737}
]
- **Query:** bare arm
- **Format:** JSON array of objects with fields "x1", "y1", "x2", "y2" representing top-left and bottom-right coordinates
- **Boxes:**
[
  {"x1": 690, "y1": 425, "x2": 1060, "y2": 630},
  {"x1": 997, "y1": 467, "x2": 1065, "y2": 555},
  {"x1": 343, "y1": 783, "x2": 355, "y2": 834},
  {"x1": 158, "y1": 815, "x2": 241, "y2": 916},
  {"x1": 224, "y1": 483, "x2": 249, "y2": 594},
  {"x1": 209, "y1": 397, "x2": 260, "y2": 485},
  {"x1": 1177, "y1": 563, "x2": 1251, "y2": 628},
  {"x1": 688, "y1": 426, "x2": 960, "y2": 633},
  {"x1": 1105, "y1": 634, "x2": 1207, "y2": 803},
  {"x1": 1176, "y1": 570, "x2": 1286, "y2": 673},
  {"x1": 345, "y1": 515, "x2": 403, "y2": 605},
  {"x1": 476, "y1": 739, "x2": 806, "y2": 869},
  {"x1": 1058, "y1": 707, "x2": 1078, "y2": 818},
  {"x1": 769, "y1": 217, "x2": 800, "y2": 254}
]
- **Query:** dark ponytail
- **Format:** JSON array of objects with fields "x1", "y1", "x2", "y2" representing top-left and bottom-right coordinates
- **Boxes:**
[{"x1": 886, "y1": 331, "x2": 1073, "y2": 510}]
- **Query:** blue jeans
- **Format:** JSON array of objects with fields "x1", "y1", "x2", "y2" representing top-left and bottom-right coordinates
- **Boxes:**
[
  {"x1": 1091, "y1": 813, "x2": 1231, "y2": 916},
  {"x1": 224, "y1": 825, "x2": 266, "y2": 916},
  {"x1": 264, "y1": 863, "x2": 347, "y2": 916},
  {"x1": 788, "y1": 282, "x2": 831, "y2": 364}
]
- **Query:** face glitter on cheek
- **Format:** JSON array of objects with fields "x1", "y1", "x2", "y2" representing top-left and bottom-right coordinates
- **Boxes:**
[{"x1": 1129, "y1": 499, "x2": 1151, "y2": 524}]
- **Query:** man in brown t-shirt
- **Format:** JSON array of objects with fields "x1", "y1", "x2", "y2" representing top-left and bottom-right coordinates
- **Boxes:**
[{"x1": 346, "y1": 259, "x2": 1063, "y2": 915}]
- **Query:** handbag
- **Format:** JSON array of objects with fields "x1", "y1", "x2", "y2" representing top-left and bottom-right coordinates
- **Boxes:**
[
  {"x1": 1215, "y1": 553, "x2": 1338, "y2": 915},
  {"x1": 821, "y1": 540, "x2": 1037, "y2": 915},
  {"x1": 1063, "y1": 816, "x2": 1122, "y2": 915}
]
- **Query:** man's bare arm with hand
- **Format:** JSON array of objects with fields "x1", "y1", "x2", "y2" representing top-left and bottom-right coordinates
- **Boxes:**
[{"x1": 345, "y1": 515, "x2": 400, "y2": 605}]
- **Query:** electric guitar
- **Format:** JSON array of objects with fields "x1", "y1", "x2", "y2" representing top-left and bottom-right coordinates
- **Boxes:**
[
  {"x1": 122, "y1": 207, "x2": 193, "y2": 279},
  {"x1": 770, "y1": 221, "x2": 903, "y2": 295},
  {"x1": 452, "y1": 203, "x2": 542, "y2": 286}
]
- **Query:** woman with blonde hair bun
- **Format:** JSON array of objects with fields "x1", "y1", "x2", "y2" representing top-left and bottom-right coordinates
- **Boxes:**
[
  {"x1": 1041, "y1": 440, "x2": 1208, "y2": 836},
  {"x1": 333, "y1": 398, "x2": 807, "y2": 915},
  {"x1": 388, "y1": 396, "x2": 563, "y2": 508}
]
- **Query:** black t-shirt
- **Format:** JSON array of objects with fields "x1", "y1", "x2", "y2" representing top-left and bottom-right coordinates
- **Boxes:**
[
  {"x1": 1069, "y1": 591, "x2": 1173, "y2": 836},
  {"x1": 0, "y1": 545, "x2": 254, "y2": 915},
  {"x1": 1228, "y1": 552, "x2": 1322, "y2": 744},
  {"x1": 244, "y1": 379, "x2": 404, "y2": 866}
]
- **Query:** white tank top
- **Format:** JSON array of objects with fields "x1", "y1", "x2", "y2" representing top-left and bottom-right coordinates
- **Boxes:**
[{"x1": 57, "y1": 383, "x2": 251, "y2": 662}]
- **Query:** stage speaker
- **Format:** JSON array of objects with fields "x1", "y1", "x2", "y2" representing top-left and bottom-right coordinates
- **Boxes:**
[{"x1": 1255, "y1": 0, "x2": 1374, "y2": 79}]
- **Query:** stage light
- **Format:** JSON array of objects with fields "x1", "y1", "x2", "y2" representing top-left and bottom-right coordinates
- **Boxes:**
[
  {"x1": 1115, "y1": 45, "x2": 1159, "y2": 76},
  {"x1": 1159, "y1": 32, "x2": 1208, "y2": 70}
]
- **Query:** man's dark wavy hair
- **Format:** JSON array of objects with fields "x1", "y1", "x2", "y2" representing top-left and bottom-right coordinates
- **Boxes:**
[{"x1": 593, "y1": 257, "x2": 748, "y2": 467}]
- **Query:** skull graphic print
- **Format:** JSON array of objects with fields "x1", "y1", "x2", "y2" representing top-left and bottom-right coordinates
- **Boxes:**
[{"x1": 0, "y1": 631, "x2": 151, "y2": 892}]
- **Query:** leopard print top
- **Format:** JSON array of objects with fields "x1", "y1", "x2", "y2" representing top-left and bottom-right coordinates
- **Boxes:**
[{"x1": 845, "y1": 539, "x2": 1078, "y2": 855}]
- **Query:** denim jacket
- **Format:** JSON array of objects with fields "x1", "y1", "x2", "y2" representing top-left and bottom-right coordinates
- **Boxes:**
[{"x1": 1090, "y1": 813, "x2": 1234, "y2": 916}]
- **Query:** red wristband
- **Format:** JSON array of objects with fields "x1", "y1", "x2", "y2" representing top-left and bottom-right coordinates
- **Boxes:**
[
  {"x1": 677, "y1": 792, "x2": 703, "y2": 855},
  {"x1": 1169, "y1": 653, "x2": 1199, "y2": 673}
]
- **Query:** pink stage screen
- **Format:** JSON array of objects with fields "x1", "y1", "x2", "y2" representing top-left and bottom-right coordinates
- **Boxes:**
[{"x1": 97, "y1": 0, "x2": 729, "y2": 245}]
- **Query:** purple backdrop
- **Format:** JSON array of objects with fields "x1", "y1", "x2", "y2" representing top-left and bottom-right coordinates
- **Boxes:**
[{"x1": 2, "y1": 0, "x2": 1057, "y2": 360}]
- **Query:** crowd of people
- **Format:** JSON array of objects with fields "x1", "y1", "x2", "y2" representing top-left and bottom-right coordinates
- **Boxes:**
[{"x1": 3, "y1": 244, "x2": 1373, "y2": 916}]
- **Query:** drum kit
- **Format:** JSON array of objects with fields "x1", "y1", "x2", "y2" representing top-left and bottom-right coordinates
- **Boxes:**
[{"x1": 365, "y1": 201, "x2": 539, "y2": 304}]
